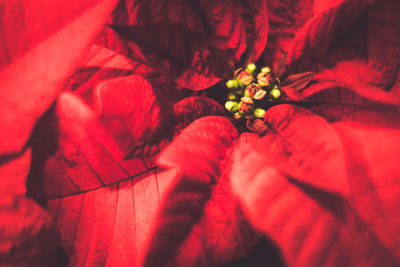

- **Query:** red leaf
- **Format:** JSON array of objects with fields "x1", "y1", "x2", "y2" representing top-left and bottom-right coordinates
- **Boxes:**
[
  {"x1": 0, "y1": 1, "x2": 118, "y2": 265},
  {"x1": 231, "y1": 104, "x2": 400, "y2": 266},
  {"x1": 264, "y1": 0, "x2": 356, "y2": 72},
  {"x1": 31, "y1": 92, "x2": 168, "y2": 266},
  {"x1": 309, "y1": 0, "x2": 400, "y2": 95},
  {"x1": 283, "y1": 0, "x2": 400, "y2": 100},
  {"x1": 0, "y1": 196, "x2": 59, "y2": 266},
  {"x1": 0, "y1": 149, "x2": 31, "y2": 205},
  {"x1": 97, "y1": 0, "x2": 268, "y2": 90},
  {"x1": 61, "y1": 49, "x2": 189, "y2": 160},
  {"x1": 31, "y1": 90, "x2": 231, "y2": 265},
  {"x1": 124, "y1": 95, "x2": 225, "y2": 160},
  {"x1": 36, "y1": 101, "x2": 254, "y2": 266},
  {"x1": 172, "y1": 96, "x2": 225, "y2": 132},
  {"x1": 0, "y1": 150, "x2": 56, "y2": 267},
  {"x1": 0, "y1": 0, "x2": 119, "y2": 155},
  {"x1": 286, "y1": 0, "x2": 374, "y2": 74},
  {"x1": 312, "y1": 0, "x2": 345, "y2": 14},
  {"x1": 281, "y1": 80, "x2": 400, "y2": 105},
  {"x1": 35, "y1": 92, "x2": 154, "y2": 199},
  {"x1": 93, "y1": 75, "x2": 161, "y2": 157},
  {"x1": 168, "y1": 170, "x2": 260, "y2": 267},
  {"x1": 263, "y1": 0, "x2": 313, "y2": 71},
  {"x1": 62, "y1": 44, "x2": 141, "y2": 101},
  {"x1": 139, "y1": 116, "x2": 239, "y2": 266},
  {"x1": 261, "y1": 104, "x2": 347, "y2": 194},
  {"x1": 281, "y1": 71, "x2": 314, "y2": 96},
  {"x1": 321, "y1": 106, "x2": 400, "y2": 263},
  {"x1": 46, "y1": 167, "x2": 176, "y2": 266}
]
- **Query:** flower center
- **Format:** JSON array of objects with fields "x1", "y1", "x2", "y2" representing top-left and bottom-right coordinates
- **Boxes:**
[{"x1": 224, "y1": 63, "x2": 283, "y2": 134}]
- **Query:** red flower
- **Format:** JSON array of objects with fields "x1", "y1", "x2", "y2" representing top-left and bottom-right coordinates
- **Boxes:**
[{"x1": 1, "y1": 0, "x2": 400, "y2": 266}]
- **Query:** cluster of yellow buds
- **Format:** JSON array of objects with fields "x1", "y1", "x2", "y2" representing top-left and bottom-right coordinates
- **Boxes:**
[{"x1": 224, "y1": 63, "x2": 282, "y2": 121}]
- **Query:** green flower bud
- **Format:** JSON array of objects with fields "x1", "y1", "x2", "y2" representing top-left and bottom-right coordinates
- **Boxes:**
[
  {"x1": 269, "y1": 88, "x2": 281, "y2": 99},
  {"x1": 246, "y1": 63, "x2": 256, "y2": 74},
  {"x1": 226, "y1": 79, "x2": 238, "y2": 88},
  {"x1": 261, "y1": 67, "x2": 271, "y2": 74},
  {"x1": 228, "y1": 92, "x2": 237, "y2": 101},
  {"x1": 225, "y1": 101, "x2": 239, "y2": 113},
  {"x1": 253, "y1": 108, "x2": 266, "y2": 118},
  {"x1": 233, "y1": 112, "x2": 242, "y2": 120}
]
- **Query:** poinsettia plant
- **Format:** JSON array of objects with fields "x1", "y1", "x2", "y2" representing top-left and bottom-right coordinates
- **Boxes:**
[{"x1": 1, "y1": 0, "x2": 400, "y2": 266}]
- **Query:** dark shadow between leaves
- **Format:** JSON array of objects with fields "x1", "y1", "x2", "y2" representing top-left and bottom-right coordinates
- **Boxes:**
[
  {"x1": 221, "y1": 236, "x2": 288, "y2": 267},
  {"x1": 24, "y1": 106, "x2": 70, "y2": 267},
  {"x1": 26, "y1": 105, "x2": 59, "y2": 207},
  {"x1": 287, "y1": 177, "x2": 347, "y2": 222}
]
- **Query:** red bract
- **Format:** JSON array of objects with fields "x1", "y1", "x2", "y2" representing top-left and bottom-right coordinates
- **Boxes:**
[
  {"x1": 138, "y1": 116, "x2": 257, "y2": 266},
  {"x1": 231, "y1": 104, "x2": 400, "y2": 266},
  {"x1": 0, "y1": 0, "x2": 118, "y2": 265},
  {"x1": 97, "y1": 0, "x2": 269, "y2": 90},
  {"x1": 2, "y1": 0, "x2": 400, "y2": 266},
  {"x1": 0, "y1": 0, "x2": 119, "y2": 155},
  {"x1": 28, "y1": 75, "x2": 229, "y2": 265},
  {"x1": 282, "y1": 0, "x2": 400, "y2": 97}
]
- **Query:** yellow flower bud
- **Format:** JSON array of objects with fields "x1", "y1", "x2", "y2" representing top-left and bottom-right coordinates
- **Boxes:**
[
  {"x1": 228, "y1": 92, "x2": 237, "y2": 101},
  {"x1": 225, "y1": 101, "x2": 239, "y2": 113},
  {"x1": 253, "y1": 108, "x2": 266, "y2": 118},
  {"x1": 226, "y1": 79, "x2": 238, "y2": 88},
  {"x1": 246, "y1": 63, "x2": 256, "y2": 73},
  {"x1": 233, "y1": 112, "x2": 242, "y2": 120},
  {"x1": 269, "y1": 88, "x2": 281, "y2": 99},
  {"x1": 261, "y1": 67, "x2": 271, "y2": 74}
]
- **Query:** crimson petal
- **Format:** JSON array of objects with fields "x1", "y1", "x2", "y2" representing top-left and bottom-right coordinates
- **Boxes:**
[
  {"x1": 98, "y1": 0, "x2": 268, "y2": 90},
  {"x1": 172, "y1": 96, "x2": 225, "y2": 132},
  {"x1": 231, "y1": 104, "x2": 400, "y2": 266},
  {"x1": 0, "y1": 1, "x2": 118, "y2": 265},
  {"x1": 33, "y1": 92, "x2": 171, "y2": 266},
  {"x1": 263, "y1": 104, "x2": 347, "y2": 194},
  {"x1": 139, "y1": 116, "x2": 239, "y2": 266},
  {"x1": 286, "y1": 0, "x2": 374, "y2": 74},
  {"x1": 93, "y1": 75, "x2": 161, "y2": 157},
  {"x1": 0, "y1": 0, "x2": 118, "y2": 155}
]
